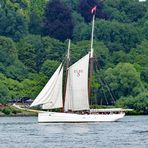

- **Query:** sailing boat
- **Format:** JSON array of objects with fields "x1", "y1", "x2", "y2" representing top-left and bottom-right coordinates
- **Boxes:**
[{"x1": 30, "y1": 7, "x2": 125, "y2": 123}]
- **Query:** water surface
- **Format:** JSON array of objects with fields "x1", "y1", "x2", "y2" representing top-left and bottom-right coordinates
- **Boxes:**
[{"x1": 0, "y1": 116, "x2": 148, "y2": 148}]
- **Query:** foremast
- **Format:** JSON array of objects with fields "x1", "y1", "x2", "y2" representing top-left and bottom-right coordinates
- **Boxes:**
[{"x1": 62, "y1": 39, "x2": 71, "y2": 112}]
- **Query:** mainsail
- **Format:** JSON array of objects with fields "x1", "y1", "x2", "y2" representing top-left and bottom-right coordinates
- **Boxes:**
[
  {"x1": 30, "y1": 64, "x2": 63, "y2": 109},
  {"x1": 64, "y1": 54, "x2": 90, "y2": 111}
]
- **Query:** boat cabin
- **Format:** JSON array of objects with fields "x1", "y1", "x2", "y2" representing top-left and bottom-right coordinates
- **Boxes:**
[{"x1": 90, "y1": 108, "x2": 124, "y2": 114}]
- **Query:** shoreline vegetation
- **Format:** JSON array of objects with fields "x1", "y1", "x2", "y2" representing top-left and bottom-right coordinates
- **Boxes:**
[
  {"x1": 0, "y1": 105, "x2": 38, "y2": 117},
  {"x1": 0, "y1": 105, "x2": 147, "y2": 116}
]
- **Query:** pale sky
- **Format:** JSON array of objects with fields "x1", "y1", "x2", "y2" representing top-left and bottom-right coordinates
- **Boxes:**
[{"x1": 139, "y1": 0, "x2": 146, "y2": 2}]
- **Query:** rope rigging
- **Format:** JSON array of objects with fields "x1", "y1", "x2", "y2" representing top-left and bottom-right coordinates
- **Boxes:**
[{"x1": 91, "y1": 54, "x2": 116, "y2": 105}]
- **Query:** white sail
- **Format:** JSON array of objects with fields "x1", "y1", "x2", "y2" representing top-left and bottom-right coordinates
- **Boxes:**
[
  {"x1": 42, "y1": 66, "x2": 63, "y2": 109},
  {"x1": 64, "y1": 54, "x2": 90, "y2": 111},
  {"x1": 30, "y1": 64, "x2": 63, "y2": 109}
]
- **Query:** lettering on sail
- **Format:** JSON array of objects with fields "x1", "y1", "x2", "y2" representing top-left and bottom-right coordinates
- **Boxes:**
[{"x1": 74, "y1": 69, "x2": 83, "y2": 77}]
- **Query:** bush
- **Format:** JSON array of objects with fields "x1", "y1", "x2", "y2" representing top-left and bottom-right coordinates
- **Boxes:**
[
  {"x1": 11, "y1": 107, "x2": 22, "y2": 114},
  {"x1": 2, "y1": 107, "x2": 12, "y2": 115},
  {"x1": 116, "y1": 92, "x2": 148, "y2": 114}
]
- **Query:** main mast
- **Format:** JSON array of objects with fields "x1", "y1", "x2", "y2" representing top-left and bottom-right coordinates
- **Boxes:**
[
  {"x1": 62, "y1": 39, "x2": 71, "y2": 112},
  {"x1": 88, "y1": 6, "x2": 96, "y2": 100}
]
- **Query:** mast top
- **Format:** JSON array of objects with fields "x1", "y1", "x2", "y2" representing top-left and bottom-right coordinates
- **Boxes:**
[{"x1": 90, "y1": 14, "x2": 95, "y2": 58}]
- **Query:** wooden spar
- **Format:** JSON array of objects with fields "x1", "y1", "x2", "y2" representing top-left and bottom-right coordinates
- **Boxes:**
[
  {"x1": 88, "y1": 14, "x2": 95, "y2": 100},
  {"x1": 90, "y1": 14, "x2": 95, "y2": 58},
  {"x1": 88, "y1": 57, "x2": 93, "y2": 99},
  {"x1": 12, "y1": 104, "x2": 45, "y2": 113},
  {"x1": 62, "y1": 39, "x2": 71, "y2": 112}
]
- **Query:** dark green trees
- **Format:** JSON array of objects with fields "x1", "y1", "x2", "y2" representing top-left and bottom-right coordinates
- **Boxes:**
[
  {"x1": 104, "y1": 63, "x2": 144, "y2": 99},
  {"x1": 17, "y1": 35, "x2": 45, "y2": 72},
  {"x1": 94, "y1": 20, "x2": 143, "y2": 52},
  {"x1": 42, "y1": 0, "x2": 74, "y2": 41},
  {"x1": 17, "y1": 35, "x2": 66, "y2": 73},
  {"x1": 0, "y1": 36, "x2": 28, "y2": 81},
  {"x1": 0, "y1": 1, "x2": 28, "y2": 41},
  {"x1": 0, "y1": 36, "x2": 17, "y2": 66},
  {"x1": 29, "y1": 0, "x2": 46, "y2": 34},
  {"x1": 116, "y1": 92, "x2": 148, "y2": 114},
  {"x1": 78, "y1": 0, "x2": 108, "y2": 22},
  {"x1": 104, "y1": 0, "x2": 147, "y2": 23}
]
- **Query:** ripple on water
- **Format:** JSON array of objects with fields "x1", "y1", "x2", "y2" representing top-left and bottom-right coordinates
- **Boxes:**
[{"x1": 0, "y1": 116, "x2": 148, "y2": 148}]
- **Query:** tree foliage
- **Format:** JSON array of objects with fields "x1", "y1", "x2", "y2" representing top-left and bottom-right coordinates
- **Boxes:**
[
  {"x1": 104, "y1": 63, "x2": 144, "y2": 99},
  {"x1": 116, "y1": 92, "x2": 148, "y2": 114},
  {"x1": 42, "y1": 0, "x2": 74, "y2": 41},
  {"x1": 78, "y1": 0, "x2": 108, "y2": 22},
  {"x1": 95, "y1": 20, "x2": 143, "y2": 52},
  {"x1": 0, "y1": 0, "x2": 28, "y2": 41},
  {"x1": 0, "y1": 36, "x2": 17, "y2": 66},
  {"x1": 41, "y1": 60, "x2": 60, "y2": 77},
  {"x1": 17, "y1": 35, "x2": 45, "y2": 72},
  {"x1": 29, "y1": 0, "x2": 46, "y2": 34},
  {"x1": 104, "y1": 0, "x2": 147, "y2": 23}
]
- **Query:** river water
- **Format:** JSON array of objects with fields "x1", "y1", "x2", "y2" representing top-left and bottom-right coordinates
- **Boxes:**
[{"x1": 0, "y1": 116, "x2": 148, "y2": 148}]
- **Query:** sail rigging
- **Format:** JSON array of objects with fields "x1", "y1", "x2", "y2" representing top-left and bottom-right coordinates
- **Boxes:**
[{"x1": 31, "y1": 10, "x2": 95, "y2": 111}]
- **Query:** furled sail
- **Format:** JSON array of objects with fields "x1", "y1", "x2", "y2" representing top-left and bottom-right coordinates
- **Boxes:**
[
  {"x1": 64, "y1": 54, "x2": 90, "y2": 111},
  {"x1": 30, "y1": 64, "x2": 63, "y2": 109}
]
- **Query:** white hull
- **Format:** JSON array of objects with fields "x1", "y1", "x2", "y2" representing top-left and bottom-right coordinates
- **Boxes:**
[{"x1": 38, "y1": 112, "x2": 125, "y2": 123}]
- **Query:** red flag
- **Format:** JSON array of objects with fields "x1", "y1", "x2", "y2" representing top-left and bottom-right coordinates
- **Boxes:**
[{"x1": 91, "y1": 6, "x2": 97, "y2": 14}]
